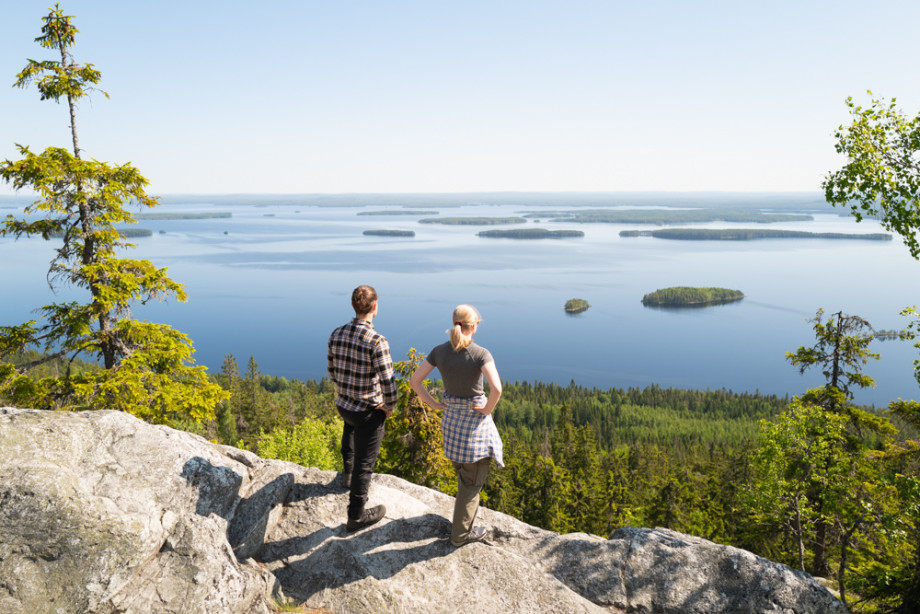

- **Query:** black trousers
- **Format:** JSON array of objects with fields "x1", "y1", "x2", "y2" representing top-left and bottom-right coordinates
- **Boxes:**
[{"x1": 337, "y1": 406, "x2": 386, "y2": 519}]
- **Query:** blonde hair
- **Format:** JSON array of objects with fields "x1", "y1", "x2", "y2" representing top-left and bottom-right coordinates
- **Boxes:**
[{"x1": 449, "y1": 304, "x2": 480, "y2": 352}]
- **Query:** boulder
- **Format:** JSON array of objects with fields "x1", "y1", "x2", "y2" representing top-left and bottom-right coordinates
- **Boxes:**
[{"x1": 0, "y1": 408, "x2": 846, "y2": 613}]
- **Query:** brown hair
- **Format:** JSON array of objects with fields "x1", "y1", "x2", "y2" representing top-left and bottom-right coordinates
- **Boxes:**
[
  {"x1": 449, "y1": 304, "x2": 480, "y2": 352},
  {"x1": 351, "y1": 285, "x2": 377, "y2": 316}
]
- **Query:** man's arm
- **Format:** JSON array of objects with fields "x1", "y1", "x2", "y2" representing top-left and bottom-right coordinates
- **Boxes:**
[
  {"x1": 327, "y1": 339, "x2": 337, "y2": 383},
  {"x1": 373, "y1": 338, "x2": 398, "y2": 413}
]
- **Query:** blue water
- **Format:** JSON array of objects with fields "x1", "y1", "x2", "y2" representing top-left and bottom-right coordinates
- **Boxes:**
[{"x1": 1, "y1": 193, "x2": 918, "y2": 407}]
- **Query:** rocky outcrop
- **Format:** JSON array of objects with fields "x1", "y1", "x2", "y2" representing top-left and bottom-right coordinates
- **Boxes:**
[{"x1": 0, "y1": 408, "x2": 846, "y2": 614}]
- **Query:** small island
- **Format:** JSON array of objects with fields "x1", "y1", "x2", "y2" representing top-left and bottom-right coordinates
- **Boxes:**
[
  {"x1": 363, "y1": 230, "x2": 415, "y2": 237},
  {"x1": 478, "y1": 229, "x2": 584, "y2": 239},
  {"x1": 642, "y1": 287, "x2": 744, "y2": 307},
  {"x1": 565, "y1": 298, "x2": 590, "y2": 313}
]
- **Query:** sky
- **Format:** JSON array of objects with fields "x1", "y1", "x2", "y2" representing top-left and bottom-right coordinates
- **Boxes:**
[{"x1": 1, "y1": 0, "x2": 919, "y2": 196}]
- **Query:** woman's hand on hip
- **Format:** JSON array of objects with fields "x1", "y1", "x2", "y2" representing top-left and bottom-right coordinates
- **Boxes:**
[{"x1": 473, "y1": 403, "x2": 492, "y2": 416}]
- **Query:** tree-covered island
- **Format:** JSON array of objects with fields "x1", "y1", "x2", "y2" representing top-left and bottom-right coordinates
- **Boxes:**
[
  {"x1": 358, "y1": 210, "x2": 439, "y2": 216},
  {"x1": 363, "y1": 229, "x2": 415, "y2": 237},
  {"x1": 873, "y1": 329, "x2": 902, "y2": 340},
  {"x1": 419, "y1": 216, "x2": 526, "y2": 225},
  {"x1": 134, "y1": 212, "x2": 232, "y2": 220},
  {"x1": 52, "y1": 227, "x2": 152, "y2": 239},
  {"x1": 642, "y1": 287, "x2": 744, "y2": 307},
  {"x1": 478, "y1": 228, "x2": 584, "y2": 239},
  {"x1": 621, "y1": 228, "x2": 892, "y2": 241},
  {"x1": 524, "y1": 208, "x2": 813, "y2": 224},
  {"x1": 117, "y1": 228, "x2": 153, "y2": 238},
  {"x1": 564, "y1": 298, "x2": 590, "y2": 313}
]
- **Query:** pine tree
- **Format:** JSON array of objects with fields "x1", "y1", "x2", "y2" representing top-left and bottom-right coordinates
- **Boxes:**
[
  {"x1": 748, "y1": 310, "x2": 900, "y2": 599},
  {"x1": 0, "y1": 4, "x2": 226, "y2": 423},
  {"x1": 786, "y1": 309, "x2": 879, "y2": 414}
]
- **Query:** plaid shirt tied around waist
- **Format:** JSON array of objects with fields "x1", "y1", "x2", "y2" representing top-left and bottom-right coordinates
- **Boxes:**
[
  {"x1": 441, "y1": 394, "x2": 504, "y2": 467},
  {"x1": 327, "y1": 318, "x2": 398, "y2": 413}
]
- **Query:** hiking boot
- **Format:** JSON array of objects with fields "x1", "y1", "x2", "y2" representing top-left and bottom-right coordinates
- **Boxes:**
[
  {"x1": 346, "y1": 504, "x2": 386, "y2": 532},
  {"x1": 451, "y1": 526, "x2": 487, "y2": 547},
  {"x1": 340, "y1": 472, "x2": 352, "y2": 490}
]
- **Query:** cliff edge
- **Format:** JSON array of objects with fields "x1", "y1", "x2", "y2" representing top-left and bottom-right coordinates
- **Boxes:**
[{"x1": 0, "y1": 407, "x2": 845, "y2": 614}]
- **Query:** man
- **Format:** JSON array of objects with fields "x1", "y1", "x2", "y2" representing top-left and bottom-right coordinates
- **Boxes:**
[{"x1": 327, "y1": 285, "x2": 397, "y2": 531}]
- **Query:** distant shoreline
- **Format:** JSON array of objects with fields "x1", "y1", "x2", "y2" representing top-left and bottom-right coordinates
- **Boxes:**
[
  {"x1": 363, "y1": 229, "x2": 416, "y2": 237},
  {"x1": 621, "y1": 228, "x2": 891, "y2": 241},
  {"x1": 0, "y1": 191, "x2": 830, "y2": 209}
]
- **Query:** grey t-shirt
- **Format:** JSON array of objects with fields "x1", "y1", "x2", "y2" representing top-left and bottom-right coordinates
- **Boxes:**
[{"x1": 426, "y1": 341, "x2": 494, "y2": 398}]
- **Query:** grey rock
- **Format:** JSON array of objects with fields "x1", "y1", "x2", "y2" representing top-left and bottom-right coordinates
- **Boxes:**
[
  {"x1": 0, "y1": 408, "x2": 278, "y2": 614},
  {"x1": 0, "y1": 407, "x2": 846, "y2": 614}
]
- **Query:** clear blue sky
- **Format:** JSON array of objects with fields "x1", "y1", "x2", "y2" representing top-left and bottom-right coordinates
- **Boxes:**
[{"x1": 2, "y1": 0, "x2": 919, "y2": 195}]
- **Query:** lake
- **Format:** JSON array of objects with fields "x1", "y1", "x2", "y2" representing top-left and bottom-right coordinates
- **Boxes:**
[{"x1": 1, "y1": 192, "x2": 918, "y2": 407}]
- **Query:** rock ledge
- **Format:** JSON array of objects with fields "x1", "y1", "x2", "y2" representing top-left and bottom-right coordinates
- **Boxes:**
[{"x1": 0, "y1": 408, "x2": 845, "y2": 613}]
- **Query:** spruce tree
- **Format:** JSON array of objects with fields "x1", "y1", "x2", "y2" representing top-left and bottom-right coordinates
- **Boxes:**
[{"x1": 0, "y1": 5, "x2": 226, "y2": 423}]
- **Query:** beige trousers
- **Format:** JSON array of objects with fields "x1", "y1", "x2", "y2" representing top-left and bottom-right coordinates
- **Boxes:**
[{"x1": 451, "y1": 457, "x2": 492, "y2": 545}]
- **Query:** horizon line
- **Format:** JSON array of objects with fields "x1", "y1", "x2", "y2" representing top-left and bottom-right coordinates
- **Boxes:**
[{"x1": 1, "y1": 189, "x2": 827, "y2": 198}]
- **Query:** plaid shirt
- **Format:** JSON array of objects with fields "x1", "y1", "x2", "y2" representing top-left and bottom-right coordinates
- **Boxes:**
[
  {"x1": 327, "y1": 318, "x2": 398, "y2": 413},
  {"x1": 441, "y1": 395, "x2": 504, "y2": 467}
]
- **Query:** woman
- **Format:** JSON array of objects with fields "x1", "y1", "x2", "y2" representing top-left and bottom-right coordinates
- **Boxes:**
[{"x1": 409, "y1": 304, "x2": 503, "y2": 547}]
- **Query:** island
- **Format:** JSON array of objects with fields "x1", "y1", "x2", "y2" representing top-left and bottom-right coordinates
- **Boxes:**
[
  {"x1": 565, "y1": 298, "x2": 590, "y2": 313},
  {"x1": 119, "y1": 228, "x2": 153, "y2": 238},
  {"x1": 873, "y1": 329, "x2": 901, "y2": 341},
  {"x1": 358, "y1": 210, "x2": 439, "y2": 216},
  {"x1": 642, "y1": 287, "x2": 744, "y2": 307},
  {"x1": 363, "y1": 230, "x2": 415, "y2": 237},
  {"x1": 134, "y1": 212, "x2": 232, "y2": 220},
  {"x1": 419, "y1": 217, "x2": 527, "y2": 225},
  {"x1": 523, "y1": 209, "x2": 813, "y2": 224},
  {"x1": 620, "y1": 228, "x2": 892, "y2": 241},
  {"x1": 477, "y1": 229, "x2": 584, "y2": 239}
]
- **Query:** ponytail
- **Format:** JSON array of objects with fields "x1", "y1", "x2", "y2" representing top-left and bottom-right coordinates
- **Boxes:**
[{"x1": 449, "y1": 304, "x2": 480, "y2": 352}]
